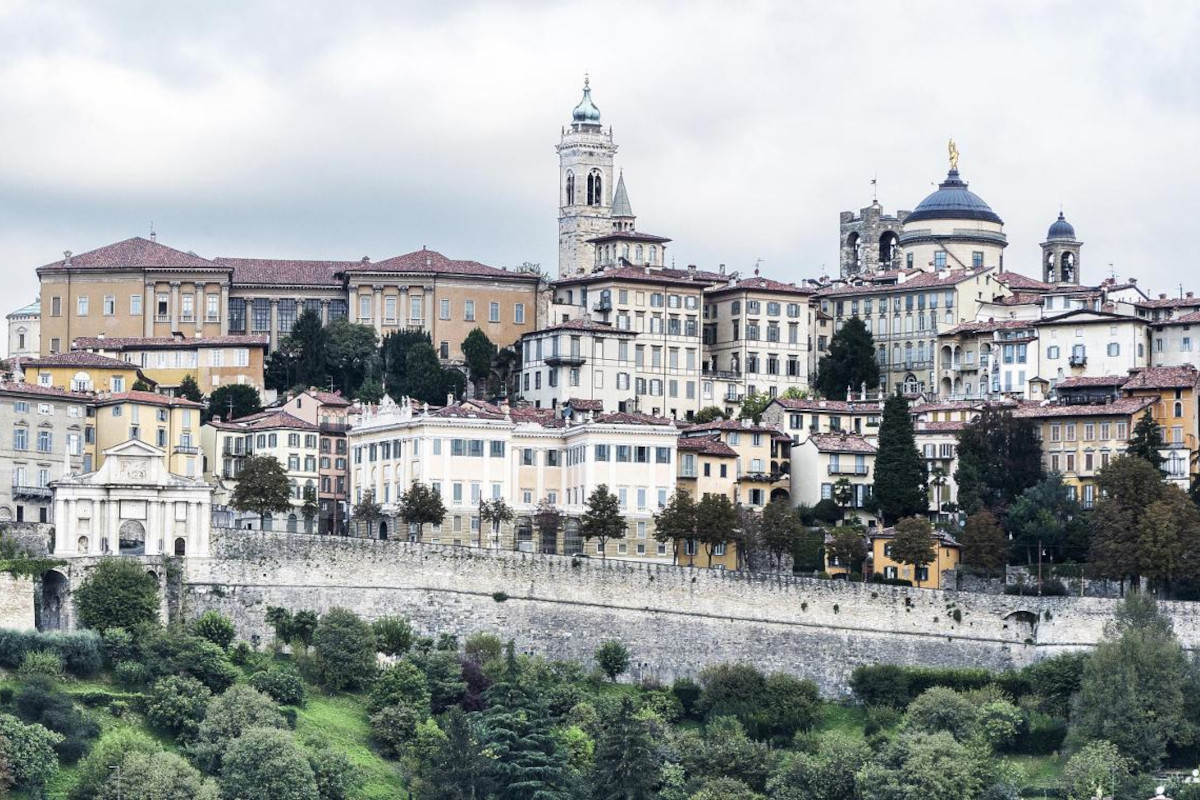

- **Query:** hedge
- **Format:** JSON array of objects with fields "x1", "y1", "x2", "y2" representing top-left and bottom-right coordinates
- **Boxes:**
[{"x1": 0, "y1": 628, "x2": 103, "y2": 677}]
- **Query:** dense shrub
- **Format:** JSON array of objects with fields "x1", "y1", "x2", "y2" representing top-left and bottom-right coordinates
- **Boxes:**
[
  {"x1": 903, "y1": 687, "x2": 979, "y2": 741},
  {"x1": 697, "y1": 663, "x2": 768, "y2": 731},
  {"x1": 194, "y1": 685, "x2": 285, "y2": 772},
  {"x1": 977, "y1": 700, "x2": 1025, "y2": 751},
  {"x1": 192, "y1": 611, "x2": 236, "y2": 650},
  {"x1": 850, "y1": 664, "x2": 910, "y2": 707},
  {"x1": 0, "y1": 712, "x2": 64, "y2": 792},
  {"x1": 145, "y1": 676, "x2": 212, "y2": 741},
  {"x1": 1020, "y1": 653, "x2": 1088, "y2": 718},
  {"x1": 115, "y1": 660, "x2": 150, "y2": 689},
  {"x1": 13, "y1": 679, "x2": 100, "y2": 764},
  {"x1": 70, "y1": 729, "x2": 161, "y2": 800},
  {"x1": 368, "y1": 662, "x2": 431, "y2": 715},
  {"x1": 672, "y1": 676, "x2": 703, "y2": 719},
  {"x1": 0, "y1": 628, "x2": 103, "y2": 677},
  {"x1": 1014, "y1": 714, "x2": 1068, "y2": 755},
  {"x1": 870, "y1": 574, "x2": 914, "y2": 587},
  {"x1": 142, "y1": 630, "x2": 239, "y2": 693},
  {"x1": 249, "y1": 666, "x2": 307, "y2": 707},
  {"x1": 369, "y1": 704, "x2": 424, "y2": 757},
  {"x1": 101, "y1": 627, "x2": 137, "y2": 665},
  {"x1": 306, "y1": 739, "x2": 361, "y2": 800},
  {"x1": 17, "y1": 651, "x2": 63, "y2": 681},
  {"x1": 219, "y1": 727, "x2": 319, "y2": 800},
  {"x1": 371, "y1": 616, "x2": 413, "y2": 656},
  {"x1": 761, "y1": 673, "x2": 821, "y2": 739},
  {"x1": 464, "y1": 632, "x2": 503, "y2": 664},
  {"x1": 313, "y1": 608, "x2": 376, "y2": 691},
  {"x1": 595, "y1": 640, "x2": 631, "y2": 682},
  {"x1": 74, "y1": 559, "x2": 160, "y2": 632},
  {"x1": 411, "y1": 651, "x2": 466, "y2": 714},
  {"x1": 98, "y1": 750, "x2": 219, "y2": 800}
]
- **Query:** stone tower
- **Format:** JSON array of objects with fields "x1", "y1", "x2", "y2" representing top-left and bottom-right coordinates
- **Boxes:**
[
  {"x1": 839, "y1": 202, "x2": 908, "y2": 277},
  {"x1": 1041, "y1": 212, "x2": 1082, "y2": 285},
  {"x1": 557, "y1": 78, "x2": 617, "y2": 277}
]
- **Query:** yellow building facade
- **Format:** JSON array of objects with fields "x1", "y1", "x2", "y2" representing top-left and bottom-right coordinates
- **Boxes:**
[
  {"x1": 88, "y1": 391, "x2": 205, "y2": 477},
  {"x1": 70, "y1": 335, "x2": 269, "y2": 393},
  {"x1": 21, "y1": 351, "x2": 151, "y2": 394},
  {"x1": 869, "y1": 527, "x2": 962, "y2": 589}
]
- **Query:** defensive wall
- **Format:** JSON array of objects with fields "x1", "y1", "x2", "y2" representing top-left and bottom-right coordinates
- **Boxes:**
[{"x1": 179, "y1": 530, "x2": 1200, "y2": 696}]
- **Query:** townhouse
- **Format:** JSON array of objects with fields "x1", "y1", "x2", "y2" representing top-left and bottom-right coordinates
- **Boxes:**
[
  {"x1": 278, "y1": 388, "x2": 353, "y2": 534},
  {"x1": 790, "y1": 431, "x2": 878, "y2": 526},
  {"x1": 89, "y1": 391, "x2": 205, "y2": 477},
  {"x1": 70, "y1": 334, "x2": 269, "y2": 393},
  {"x1": 0, "y1": 382, "x2": 90, "y2": 523}
]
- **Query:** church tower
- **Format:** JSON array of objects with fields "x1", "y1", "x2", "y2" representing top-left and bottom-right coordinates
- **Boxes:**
[
  {"x1": 1041, "y1": 212, "x2": 1082, "y2": 285},
  {"x1": 557, "y1": 78, "x2": 617, "y2": 277}
]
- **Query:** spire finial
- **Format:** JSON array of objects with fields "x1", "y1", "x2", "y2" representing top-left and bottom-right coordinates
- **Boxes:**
[
  {"x1": 584, "y1": 72, "x2": 590, "y2": 89},
  {"x1": 948, "y1": 138, "x2": 960, "y2": 171}
]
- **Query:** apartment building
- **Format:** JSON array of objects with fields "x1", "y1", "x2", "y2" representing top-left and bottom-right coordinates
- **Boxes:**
[
  {"x1": 349, "y1": 396, "x2": 681, "y2": 561},
  {"x1": 790, "y1": 432, "x2": 878, "y2": 526},
  {"x1": 201, "y1": 410, "x2": 321, "y2": 530},
  {"x1": 6, "y1": 299, "x2": 39, "y2": 359},
  {"x1": 89, "y1": 391, "x2": 204, "y2": 476},
  {"x1": 1035, "y1": 309, "x2": 1149, "y2": 387},
  {"x1": 517, "y1": 319, "x2": 639, "y2": 413},
  {"x1": 0, "y1": 382, "x2": 90, "y2": 523},
  {"x1": 71, "y1": 335, "x2": 269, "y2": 392},
  {"x1": 868, "y1": 527, "x2": 962, "y2": 589},
  {"x1": 1120, "y1": 365, "x2": 1200, "y2": 487},
  {"x1": 19, "y1": 351, "x2": 151, "y2": 394},
  {"x1": 701, "y1": 276, "x2": 816, "y2": 412},
  {"x1": 762, "y1": 393, "x2": 885, "y2": 443},
  {"x1": 678, "y1": 419, "x2": 789, "y2": 508},
  {"x1": 278, "y1": 388, "x2": 353, "y2": 534}
]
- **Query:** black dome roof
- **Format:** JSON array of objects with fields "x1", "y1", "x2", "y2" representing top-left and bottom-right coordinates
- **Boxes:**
[
  {"x1": 1046, "y1": 212, "x2": 1076, "y2": 241},
  {"x1": 905, "y1": 169, "x2": 1003, "y2": 225}
]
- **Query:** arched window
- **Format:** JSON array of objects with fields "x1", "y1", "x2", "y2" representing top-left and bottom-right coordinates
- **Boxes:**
[
  {"x1": 846, "y1": 232, "x2": 861, "y2": 269},
  {"x1": 635, "y1": 245, "x2": 644, "y2": 263},
  {"x1": 566, "y1": 172, "x2": 575, "y2": 205},
  {"x1": 621, "y1": 244, "x2": 629, "y2": 260},
  {"x1": 879, "y1": 232, "x2": 899, "y2": 266},
  {"x1": 174, "y1": 537, "x2": 186, "y2": 556},
  {"x1": 587, "y1": 173, "x2": 595, "y2": 205},
  {"x1": 649, "y1": 246, "x2": 657, "y2": 264},
  {"x1": 72, "y1": 372, "x2": 93, "y2": 392}
]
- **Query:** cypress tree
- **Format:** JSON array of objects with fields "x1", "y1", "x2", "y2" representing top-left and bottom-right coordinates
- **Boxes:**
[
  {"x1": 1128, "y1": 410, "x2": 1166, "y2": 469},
  {"x1": 872, "y1": 392, "x2": 927, "y2": 525},
  {"x1": 591, "y1": 696, "x2": 661, "y2": 800},
  {"x1": 814, "y1": 317, "x2": 880, "y2": 400}
]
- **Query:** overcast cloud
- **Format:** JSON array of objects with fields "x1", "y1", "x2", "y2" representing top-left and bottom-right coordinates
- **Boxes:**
[{"x1": 1, "y1": 0, "x2": 1198, "y2": 310}]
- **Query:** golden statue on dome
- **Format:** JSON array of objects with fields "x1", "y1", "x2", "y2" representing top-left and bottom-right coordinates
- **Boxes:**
[{"x1": 948, "y1": 138, "x2": 960, "y2": 171}]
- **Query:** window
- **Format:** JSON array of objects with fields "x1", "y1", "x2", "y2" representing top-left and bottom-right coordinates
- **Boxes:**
[
  {"x1": 489, "y1": 441, "x2": 505, "y2": 458},
  {"x1": 464, "y1": 301, "x2": 475, "y2": 321},
  {"x1": 934, "y1": 252, "x2": 947, "y2": 269},
  {"x1": 181, "y1": 293, "x2": 195, "y2": 322},
  {"x1": 13, "y1": 428, "x2": 27, "y2": 450},
  {"x1": 1107, "y1": 342, "x2": 1120, "y2": 357},
  {"x1": 489, "y1": 302, "x2": 500, "y2": 323},
  {"x1": 103, "y1": 295, "x2": 116, "y2": 315},
  {"x1": 51, "y1": 296, "x2": 61, "y2": 317},
  {"x1": 77, "y1": 296, "x2": 89, "y2": 316},
  {"x1": 438, "y1": 298, "x2": 451, "y2": 320},
  {"x1": 514, "y1": 303, "x2": 525, "y2": 324},
  {"x1": 207, "y1": 294, "x2": 219, "y2": 321}
]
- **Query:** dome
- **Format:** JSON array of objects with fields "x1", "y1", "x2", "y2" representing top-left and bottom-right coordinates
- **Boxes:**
[
  {"x1": 1046, "y1": 211, "x2": 1076, "y2": 241},
  {"x1": 904, "y1": 169, "x2": 1003, "y2": 225},
  {"x1": 571, "y1": 79, "x2": 601, "y2": 124}
]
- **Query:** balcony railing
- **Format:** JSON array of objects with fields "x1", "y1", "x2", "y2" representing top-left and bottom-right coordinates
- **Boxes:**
[
  {"x1": 174, "y1": 445, "x2": 200, "y2": 455},
  {"x1": 1069, "y1": 355, "x2": 1087, "y2": 367},
  {"x1": 703, "y1": 368, "x2": 742, "y2": 379},
  {"x1": 12, "y1": 484, "x2": 52, "y2": 498},
  {"x1": 828, "y1": 465, "x2": 869, "y2": 476},
  {"x1": 319, "y1": 422, "x2": 351, "y2": 434},
  {"x1": 544, "y1": 354, "x2": 585, "y2": 367},
  {"x1": 593, "y1": 299, "x2": 612, "y2": 312}
]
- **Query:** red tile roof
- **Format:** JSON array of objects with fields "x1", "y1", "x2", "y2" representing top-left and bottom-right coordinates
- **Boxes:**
[
  {"x1": 37, "y1": 237, "x2": 222, "y2": 273},
  {"x1": 554, "y1": 264, "x2": 726, "y2": 288},
  {"x1": 1013, "y1": 397, "x2": 1155, "y2": 418},
  {"x1": 808, "y1": 432, "x2": 877, "y2": 454},
  {"x1": 565, "y1": 398, "x2": 604, "y2": 412},
  {"x1": 1138, "y1": 295, "x2": 1200, "y2": 309},
  {"x1": 305, "y1": 389, "x2": 352, "y2": 407},
  {"x1": 592, "y1": 411, "x2": 677, "y2": 426},
  {"x1": 1122, "y1": 365, "x2": 1199, "y2": 391},
  {"x1": 212, "y1": 410, "x2": 317, "y2": 431},
  {"x1": 215, "y1": 257, "x2": 351, "y2": 287},
  {"x1": 1159, "y1": 310, "x2": 1200, "y2": 326},
  {"x1": 0, "y1": 381, "x2": 93, "y2": 401},
  {"x1": 345, "y1": 248, "x2": 534, "y2": 280},
  {"x1": 915, "y1": 420, "x2": 967, "y2": 432},
  {"x1": 529, "y1": 319, "x2": 637, "y2": 335},
  {"x1": 95, "y1": 390, "x2": 205, "y2": 409},
  {"x1": 1055, "y1": 375, "x2": 1129, "y2": 389},
  {"x1": 73, "y1": 335, "x2": 269, "y2": 350},
  {"x1": 682, "y1": 419, "x2": 777, "y2": 435},
  {"x1": 769, "y1": 397, "x2": 883, "y2": 413},
  {"x1": 996, "y1": 272, "x2": 1055, "y2": 291},
  {"x1": 23, "y1": 351, "x2": 138, "y2": 369},
  {"x1": 676, "y1": 434, "x2": 737, "y2": 457},
  {"x1": 815, "y1": 267, "x2": 991, "y2": 298},
  {"x1": 704, "y1": 275, "x2": 817, "y2": 297},
  {"x1": 939, "y1": 319, "x2": 1038, "y2": 336}
]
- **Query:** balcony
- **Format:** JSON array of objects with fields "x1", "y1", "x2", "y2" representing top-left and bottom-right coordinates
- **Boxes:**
[
  {"x1": 593, "y1": 299, "x2": 612, "y2": 313},
  {"x1": 222, "y1": 444, "x2": 251, "y2": 457},
  {"x1": 319, "y1": 422, "x2": 351, "y2": 434},
  {"x1": 703, "y1": 368, "x2": 742, "y2": 379},
  {"x1": 1069, "y1": 355, "x2": 1087, "y2": 367},
  {"x1": 174, "y1": 445, "x2": 200, "y2": 455},
  {"x1": 828, "y1": 465, "x2": 869, "y2": 476},
  {"x1": 544, "y1": 354, "x2": 585, "y2": 367},
  {"x1": 12, "y1": 484, "x2": 52, "y2": 498}
]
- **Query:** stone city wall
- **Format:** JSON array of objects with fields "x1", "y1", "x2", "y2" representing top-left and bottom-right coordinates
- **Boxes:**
[{"x1": 181, "y1": 530, "x2": 1200, "y2": 696}]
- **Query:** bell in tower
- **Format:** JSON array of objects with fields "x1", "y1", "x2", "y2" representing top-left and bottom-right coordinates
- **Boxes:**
[{"x1": 1041, "y1": 211, "x2": 1082, "y2": 285}]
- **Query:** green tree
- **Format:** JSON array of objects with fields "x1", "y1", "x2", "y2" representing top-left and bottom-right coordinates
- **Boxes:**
[
  {"x1": 479, "y1": 498, "x2": 515, "y2": 546},
  {"x1": 960, "y1": 510, "x2": 1007, "y2": 574},
  {"x1": 688, "y1": 777, "x2": 764, "y2": 800},
  {"x1": 372, "y1": 616, "x2": 413, "y2": 657},
  {"x1": 306, "y1": 739, "x2": 360, "y2": 800},
  {"x1": 903, "y1": 686, "x2": 978, "y2": 741},
  {"x1": 99, "y1": 750, "x2": 220, "y2": 800},
  {"x1": 404, "y1": 341, "x2": 454, "y2": 405},
  {"x1": 368, "y1": 661, "x2": 432, "y2": 715},
  {"x1": 594, "y1": 640, "x2": 630, "y2": 682},
  {"x1": 0, "y1": 713, "x2": 62, "y2": 794},
  {"x1": 737, "y1": 392, "x2": 772, "y2": 423},
  {"x1": 193, "y1": 685, "x2": 285, "y2": 772},
  {"x1": 353, "y1": 489, "x2": 383, "y2": 538},
  {"x1": 145, "y1": 676, "x2": 211, "y2": 741},
  {"x1": 208, "y1": 383, "x2": 262, "y2": 422},
  {"x1": 381, "y1": 330, "x2": 433, "y2": 401},
  {"x1": 399, "y1": 481, "x2": 446, "y2": 542},
  {"x1": 313, "y1": 608, "x2": 377, "y2": 691},
  {"x1": 1137, "y1": 484, "x2": 1200, "y2": 595},
  {"x1": 300, "y1": 484, "x2": 319, "y2": 531},
  {"x1": 591, "y1": 696, "x2": 661, "y2": 800},
  {"x1": 678, "y1": 715, "x2": 772, "y2": 791},
  {"x1": 1128, "y1": 409, "x2": 1166, "y2": 468},
  {"x1": 70, "y1": 729, "x2": 162, "y2": 800},
  {"x1": 814, "y1": 316, "x2": 880, "y2": 400},
  {"x1": 693, "y1": 406, "x2": 725, "y2": 424},
  {"x1": 761, "y1": 673, "x2": 820, "y2": 739},
  {"x1": 323, "y1": 319, "x2": 378, "y2": 398},
  {"x1": 230, "y1": 454, "x2": 293, "y2": 521},
  {"x1": 1087, "y1": 456, "x2": 1166, "y2": 585},
  {"x1": 766, "y1": 732, "x2": 871, "y2": 800},
  {"x1": 356, "y1": 377, "x2": 384, "y2": 404},
  {"x1": 176, "y1": 374, "x2": 204, "y2": 403},
  {"x1": 220, "y1": 728, "x2": 319, "y2": 800},
  {"x1": 534, "y1": 499, "x2": 564, "y2": 553},
  {"x1": 872, "y1": 391, "x2": 927, "y2": 524},
  {"x1": 192, "y1": 610, "x2": 235, "y2": 650},
  {"x1": 581, "y1": 484, "x2": 625, "y2": 558},
  {"x1": 696, "y1": 663, "x2": 767, "y2": 729},
  {"x1": 793, "y1": 526, "x2": 826, "y2": 573},
  {"x1": 855, "y1": 731, "x2": 985, "y2": 800},
  {"x1": 954, "y1": 407, "x2": 1044, "y2": 515},
  {"x1": 288, "y1": 308, "x2": 329, "y2": 389},
  {"x1": 462, "y1": 328, "x2": 497, "y2": 397},
  {"x1": 759, "y1": 500, "x2": 801, "y2": 570},
  {"x1": 824, "y1": 525, "x2": 867, "y2": 575},
  {"x1": 418, "y1": 707, "x2": 494, "y2": 800},
  {"x1": 1006, "y1": 473, "x2": 1089, "y2": 564},
  {"x1": 696, "y1": 493, "x2": 739, "y2": 562},
  {"x1": 890, "y1": 516, "x2": 935, "y2": 587},
  {"x1": 1060, "y1": 741, "x2": 1131, "y2": 800},
  {"x1": 74, "y1": 558, "x2": 160, "y2": 632},
  {"x1": 655, "y1": 489, "x2": 698, "y2": 565},
  {"x1": 1071, "y1": 593, "x2": 1197, "y2": 769}
]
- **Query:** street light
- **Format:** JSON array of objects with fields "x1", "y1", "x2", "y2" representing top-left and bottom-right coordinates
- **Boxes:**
[{"x1": 109, "y1": 764, "x2": 122, "y2": 800}]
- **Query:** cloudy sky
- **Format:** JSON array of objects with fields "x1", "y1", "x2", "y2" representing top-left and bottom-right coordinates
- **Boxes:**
[{"x1": 1, "y1": 1, "x2": 1198, "y2": 310}]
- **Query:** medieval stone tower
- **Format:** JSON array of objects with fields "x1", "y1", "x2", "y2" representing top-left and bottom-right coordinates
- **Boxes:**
[
  {"x1": 839, "y1": 202, "x2": 908, "y2": 277},
  {"x1": 1041, "y1": 212, "x2": 1082, "y2": 285},
  {"x1": 557, "y1": 78, "x2": 617, "y2": 277}
]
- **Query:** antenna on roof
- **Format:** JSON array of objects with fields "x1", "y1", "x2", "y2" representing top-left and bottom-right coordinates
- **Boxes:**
[{"x1": 871, "y1": 173, "x2": 878, "y2": 204}]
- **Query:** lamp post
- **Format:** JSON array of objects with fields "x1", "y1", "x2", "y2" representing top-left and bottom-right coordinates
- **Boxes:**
[{"x1": 109, "y1": 764, "x2": 122, "y2": 800}]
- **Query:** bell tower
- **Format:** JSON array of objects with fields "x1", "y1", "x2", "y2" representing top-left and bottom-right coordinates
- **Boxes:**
[
  {"x1": 1041, "y1": 211, "x2": 1082, "y2": 285},
  {"x1": 557, "y1": 77, "x2": 617, "y2": 277}
]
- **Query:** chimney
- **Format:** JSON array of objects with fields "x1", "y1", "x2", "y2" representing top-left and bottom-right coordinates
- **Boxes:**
[
  {"x1": 63, "y1": 250, "x2": 72, "y2": 267},
  {"x1": 719, "y1": 263, "x2": 726, "y2": 275},
  {"x1": 150, "y1": 230, "x2": 157, "y2": 244},
  {"x1": 688, "y1": 264, "x2": 696, "y2": 272},
  {"x1": 1160, "y1": 293, "x2": 1168, "y2": 299},
  {"x1": 1188, "y1": 292, "x2": 1194, "y2": 299},
  {"x1": 446, "y1": 393, "x2": 454, "y2": 406}
]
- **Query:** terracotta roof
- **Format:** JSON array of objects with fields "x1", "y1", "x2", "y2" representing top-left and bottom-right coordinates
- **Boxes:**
[
  {"x1": 704, "y1": 275, "x2": 817, "y2": 297},
  {"x1": 23, "y1": 351, "x2": 137, "y2": 369},
  {"x1": 1013, "y1": 397, "x2": 1155, "y2": 418},
  {"x1": 213, "y1": 410, "x2": 317, "y2": 431},
  {"x1": 0, "y1": 381, "x2": 92, "y2": 401},
  {"x1": 996, "y1": 272, "x2": 1055, "y2": 291},
  {"x1": 915, "y1": 420, "x2": 967, "y2": 432},
  {"x1": 591, "y1": 411, "x2": 677, "y2": 426},
  {"x1": 871, "y1": 526, "x2": 962, "y2": 548},
  {"x1": 682, "y1": 419, "x2": 777, "y2": 435},
  {"x1": 37, "y1": 237, "x2": 221, "y2": 273},
  {"x1": 676, "y1": 434, "x2": 737, "y2": 457},
  {"x1": 769, "y1": 397, "x2": 883, "y2": 413},
  {"x1": 996, "y1": 292, "x2": 1045, "y2": 306},
  {"x1": 345, "y1": 249, "x2": 532, "y2": 280},
  {"x1": 912, "y1": 398, "x2": 1016, "y2": 413},
  {"x1": 1122, "y1": 365, "x2": 1199, "y2": 391},
  {"x1": 95, "y1": 390, "x2": 204, "y2": 409},
  {"x1": 1138, "y1": 295, "x2": 1200, "y2": 309},
  {"x1": 815, "y1": 267, "x2": 991, "y2": 298},
  {"x1": 808, "y1": 432, "x2": 877, "y2": 454},
  {"x1": 1158, "y1": 310, "x2": 1200, "y2": 326},
  {"x1": 565, "y1": 398, "x2": 603, "y2": 411},
  {"x1": 585, "y1": 231, "x2": 672, "y2": 244},
  {"x1": 72, "y1": 335, "x2": 269, "y2": 350},
  {"x1": 939, "y1": 319, "x2": 1038, "y2": 336},
  {"x1": 528, "y1": 319, "x2": 637, "y2": 336},
  {"x1": 554, "y1": 264, "x2": 726, "y2": 288},
  {"x1": 1055, "y1": 375, "x2": 1128, "y2": 389},
  {"x1": 215, "y1": 257, "x2": 350, "y2": 287},
  {"x1": 305, "y1": 389, "x2": 352, "y2": 407}
]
